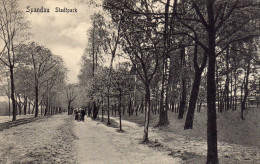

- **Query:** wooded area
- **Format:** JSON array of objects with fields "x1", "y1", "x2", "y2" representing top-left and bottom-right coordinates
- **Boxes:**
[
  {"x1": 0, "y1": 0, "x2": 67, "y2": 119},
  {"x1": 76, "y1": 1, "x2": 260, "y2": 164}
]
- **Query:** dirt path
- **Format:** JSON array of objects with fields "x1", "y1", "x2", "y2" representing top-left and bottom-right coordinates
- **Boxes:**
[
  {"x1": 74, "y1": 117, "x2": 181, "y2": 164},
  {"x1": 1, "y1": 114, "x2": 258, "y2": 164}
]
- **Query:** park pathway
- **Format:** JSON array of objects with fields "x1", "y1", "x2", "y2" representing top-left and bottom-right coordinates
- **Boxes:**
[
  {"x1": 0, "y1": 114, "x2": 258, "y2": 163},
  {"x1": 74, "y1": 117, "x2": 180, "y2": 164},
  {"x1": 84, "y1": 115, "x2": 260, "y2": 164}
]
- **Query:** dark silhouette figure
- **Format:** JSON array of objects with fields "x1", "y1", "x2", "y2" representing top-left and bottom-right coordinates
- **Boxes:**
[
  {"x1": 74, "y1": 109, "x2": 79, "y2": 120},
  {"x1": 88, "y1": 107, "x2": 92, "y2": 117},
  {"x1": 92, "y1": 102, "x2": 99, "y2": 119},
  {"x1": 81, "y1": 109, "x2": 86, "y2": 121}
]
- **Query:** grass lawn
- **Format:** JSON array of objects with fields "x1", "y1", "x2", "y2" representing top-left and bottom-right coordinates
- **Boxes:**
[{"x1": 117, "y1": 106, "x2": 260, "y2": 148}]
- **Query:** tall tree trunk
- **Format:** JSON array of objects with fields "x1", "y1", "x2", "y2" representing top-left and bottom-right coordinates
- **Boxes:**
[
  {"x1": 119, "y1": 90, "x2": 122, "y2": 131},
  {"x1": 241, "y1": 60, "x2": 251, "y2": 119},
  {"x1": 178, "y1": 77, "x2": 186, "y2": 119},
  {"x1": 223, "y1": 78, "x2": 229, "y2": 111},
  {"x1": 157, "y1": 0, "x2": 170, "y2": 127},
  {"x1": 41, "y1": 100, "x2": 43, "y2": 115},
  {"x1": 45, "y1": 102, "x2": 48, "y2": 116},
  {"x1": 225, "y1": 46, "x2": 230, "y2": 111},
  {"x1": 28, "y1": 102, "x2": 31, "y2": 115},
  {"x1": 171, "y1": 101, "x2": 174, "y2": 112},
  {"x1": 10, "y1": 65, "x2": 17, "y2": 121},
  {"x1": 101, "y1": 94, "x2": 104, "y2": 122},
  {"x1": 35, "y1": 83, "x2": 39, "y2": 117},
  {"x1": 92, "y1": 21, "x2": 95, "y2": 77},
  {"x1": 184, "y1": 42, "x2": 207, "y2": 129},
  {"x1": 45, "y1": 82, "x2": 49, "y2": 116},
  {"x1": 23, "y1": 96, "x2": 27, "y2": 115},
  {"x1": 15, "y1": 94, "x2": 19, "y2": 115},
  {"x1": 206, "y1": 2, "x2": 218, "y2": 163},
  {"x1": 234, "y1": 72, "x2": 237, "y2": 111},
  {"x1": 8, "y1": 94, "x2": 11, "y2": 117},
  {"x1": 95, "y1": 51, "x2": 98, "y2": 70},
  {"x1": 216, "y1": 62, "x2": 220, "y2": 112},
  {"x1": 107, "y1": 94, "x2": 111, "y2": 125},
  {"x1": 178, "y1": 47, "x2": 186, "y2": 119},
  {"x1": 143, "y1": 84, "x2": 151, "y2": 142},
  {"x1": 67, "y1": 101, "x2": 71, "y2": 115},
  {"x1": 141, "y1": 97, "x2": 144, "y2": 113},
  {"x1": 135, "y1": 104, "x2": 138, "y2": 116},
  {"x1": 7, "y1": 77, "x2": 11, "y2": 117},
  {"x1": 128, "y1": 97, "x2": 132, "y2": 116},
  {"x1": 184, "y1": 70, "x2": 203, "y2": 129}
]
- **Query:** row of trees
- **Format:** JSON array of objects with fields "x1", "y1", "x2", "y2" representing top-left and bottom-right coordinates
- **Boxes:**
[
  {"x1": 0, "y1": 0, "x2": 67, "y2": 120},
  {"x1": 79, "y1": 0, "x2": 260, "y2": 163}
]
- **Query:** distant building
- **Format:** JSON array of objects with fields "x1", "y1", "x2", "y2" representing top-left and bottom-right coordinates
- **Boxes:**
[{"x1": 248, "y1": 96, "x2": 258, "y2": 106}]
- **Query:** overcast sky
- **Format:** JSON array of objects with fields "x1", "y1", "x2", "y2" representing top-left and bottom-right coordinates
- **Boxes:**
[{"x1": 19, "y1": 0, "x2": 102, "y2": 84}]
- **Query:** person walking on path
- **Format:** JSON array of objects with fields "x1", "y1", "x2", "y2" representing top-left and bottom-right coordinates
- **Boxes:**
[
  {"x1": 74, "y1": 109, "x2": 79, "y2": 120},
  {"x1": 81, "y1": 109, "x2": 86, "y2": 121}
]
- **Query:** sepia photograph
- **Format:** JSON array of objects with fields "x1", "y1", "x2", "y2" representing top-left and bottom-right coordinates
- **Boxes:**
[{"x1": 0, "y1": 0, "x2": 259, "y2": 163}]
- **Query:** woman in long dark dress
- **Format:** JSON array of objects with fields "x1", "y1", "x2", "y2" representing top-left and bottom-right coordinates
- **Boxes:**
[
  {"x1": 81, "y1": 109, "x2": 85, "y2": 121},
  {"x1": 74, "y1": 109, "x2": 79, "y2": 120}
]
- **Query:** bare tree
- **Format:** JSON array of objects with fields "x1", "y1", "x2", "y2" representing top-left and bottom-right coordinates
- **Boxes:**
[
  {"x1": 174, "y1": 1, "x2": 260, "y2": 163},
  {"x1": 66, "y1": 84, "x2": 77, "y2": 115},
  {"x1": 0, "y1": 0, "x2": 28, "y2": 121}
]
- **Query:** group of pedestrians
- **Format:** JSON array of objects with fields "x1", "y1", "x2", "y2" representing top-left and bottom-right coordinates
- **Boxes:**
[{"x1": 74, "y1": 108, "x2": 86, "y2": 121}]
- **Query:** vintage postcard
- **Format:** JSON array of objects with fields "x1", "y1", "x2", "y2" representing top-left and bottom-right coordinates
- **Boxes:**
[{"x1": 0, "y1": 0, "x2": 259, "y2": 163}]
